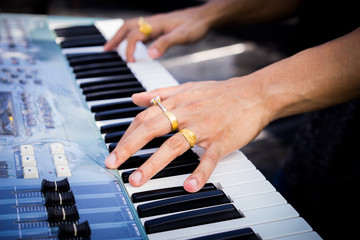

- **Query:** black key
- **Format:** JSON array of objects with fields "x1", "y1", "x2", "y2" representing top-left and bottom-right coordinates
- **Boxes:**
[
  {"x1": 95, "y1": 106, "x2": 146, "y2": 121},
  {"x1": 121, "y1": 160, "x2": 199, "y2": 183},
  {"x1": 60, "y1": 36, "x2": 106, "y2": 48},
  {"x1": 118, "y1": 149, "x2": 198, "y2": 170},
  {"x1": 73, "y1": 61, "x2": 127, "y2": 73},
  {"x1": 75, "y1": 66, "x2": 132, "y2": 79},
  {"x1": 108, "y1": 132, "x2": 173, "y2": 151},
  {"x1": 91, "y1": 100, "x2": 137, "y2": 112},
  {"x1": 106, "y1": 132, "x2": 172, "y2": 145},
  {"x1": 82, "y1": 81, "x2": 143, "y2": 94},
  {"x1": 80, "y1": 74, "x2": 138, "y2": 88},
  {"x1": 104, "y1": 130, "x2": 126, "y2": 143},
  {"x1": 55, "y1": 25, "x2": 100, "y2": 37},
  {"x1": 86, "y1": 87, "x2": 145, "y2": 101},
  {"x1": 188, "y1": 228, "x2": 260, "y2": 240},
  {"x1": 67, "y1": 52, "x2": 121, "y2": 66},
  {"x1": 60, "y1": 34, "x2": 105, "y2": 42},
  {"x1": 100, "y1": 120, "x2": 132, "y2": 133},
  {"x1": 144, "y1": 204, "x2": 242, "y2": 234},
  {"x1": 137, "y1": 189, "x2": 230, "y2": 218},
  {"x1": 118, "y1": 153, "x2": 153, "y2": 170},
  {"x1": 132, "y1": 183, "x2": 216, "y2": 203}
]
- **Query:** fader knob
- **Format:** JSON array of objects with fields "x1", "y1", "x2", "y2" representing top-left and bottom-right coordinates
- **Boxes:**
[
  {"x1": 58, "y1": 221, "x2": 91, "y2": 238},
  {"x1": 41, "y1": 178, "x2": 70, "y2": 193},
  {"x1": 47, "y1": 205, "x2": 80, "y2": 222},
  {"x1": 44, "y1": 191, "x2": 75, "y2": 207}
]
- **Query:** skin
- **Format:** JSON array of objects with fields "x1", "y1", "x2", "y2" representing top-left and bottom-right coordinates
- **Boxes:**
[{"x1": 103, "y1": 0, "x2": 360, "y2": 192}]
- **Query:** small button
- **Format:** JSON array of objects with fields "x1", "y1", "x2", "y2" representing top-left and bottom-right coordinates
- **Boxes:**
[
  {"x1": 20, "y1": 145, "x2": 35, "y2": 156},
  {"x1": 23, "y1": 166, "x2": 39, "y2": 179},
  {"x1": 56, "y1": 165, "x2": 71, "y2": 177},
  {"x1": 50, "y1": 143, "x2": 65, "y2": 155},
  {"x1": 21, "y1": 155, "x2": 37, "y2": 167},
  {"x1": 53, "y1": 154, "x2": 68, "y2": 166}
]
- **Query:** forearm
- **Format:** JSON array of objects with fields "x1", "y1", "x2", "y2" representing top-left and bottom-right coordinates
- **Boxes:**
[
  {"x1": 247, "y1": 27, "x2": 360, "y2": 121},
  {"x1": 194, "y1": 0, "x2": 303, "y2": 29}
]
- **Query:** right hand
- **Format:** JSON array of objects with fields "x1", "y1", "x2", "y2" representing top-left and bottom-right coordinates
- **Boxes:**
[{"x1": 103, "y1": 7, "x2": 212, "y2": 62}]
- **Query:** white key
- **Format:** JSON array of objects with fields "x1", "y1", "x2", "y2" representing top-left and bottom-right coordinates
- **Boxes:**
[
  {"x1": 147, "y1": 204, "x2": 299, "y2": 240},
  {"x1": 124, "y1": 159, "x2": 256, "y2": 196},
  {"x1": 222, "y1": 180, "x2": 276, "y2": 199},
  {"x1": 270, "y1": 231, "x2": 322, "y2": 240}
]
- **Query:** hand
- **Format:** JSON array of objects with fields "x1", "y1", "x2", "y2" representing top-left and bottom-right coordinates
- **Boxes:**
[
  {"x1": 103, "y1": 7, "x2": 212, "y2": 62},
  {"x1": 104, "y1": 78, "x2": 272, "y2": 192}
]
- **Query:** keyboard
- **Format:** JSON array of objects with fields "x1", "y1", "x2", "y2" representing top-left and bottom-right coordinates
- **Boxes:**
[{"x1": 0, "y1": 13, "x2": 322, "y2": 240}]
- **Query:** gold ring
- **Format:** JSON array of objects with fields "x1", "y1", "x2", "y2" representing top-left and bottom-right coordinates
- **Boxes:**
[
  {"x1": 138, "y1": 17, "x2": 152, "y2": 37},
  {"x1": 180, "y1": 129, "x2": 196, "y2": 148},
  {"x1": 151, "y1": 96, "x2": 167, "y2": 112},
  {"x1": 163, "y1": 111, "x2": 178, "y2": 131}
]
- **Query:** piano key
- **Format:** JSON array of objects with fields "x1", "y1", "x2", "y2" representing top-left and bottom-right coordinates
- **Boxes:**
[
  {"x1": 100, "y1": 120, "x2": 132, "y2": 133},
  {"x1": 118, "y1": 149, "x2": 198, "y2": 170},
  {"x1": 85, "y1": 87, "x2": 145, "y2": 101},
  {"x1": 186, "y1": 218, "x2": 316, "y2": 240},
  {"x1": 67, "y1": 52, "x2": 121, "y2": 66},
  {"x1": 137, "y1": 189, "x2": 231, "y2": 218},
  {"x1": 104, "y1": 130, "x2": 126, "y2": 143},
  {"x1": 124, "y1": 156, "x2": 256, "y2": 196},
  {"x1": 90, "y1": 99, "x2": 136, "y2": 112},
  {"x1": 78, "y1": 74, "x2": 138, "y2": 87},
  {"x1": 146, "y1": 204, "x2": 299, "y2": 239},
  {"x1": 188, "y1": 227, "x2": 259, "y2": 240},
  {"x1": 75, "y1": 66, "x2": 132, "y2": 79},
  {"x1": 60, "y1": 36, "x2": 106, "y2": 48},
  {"x1": 109, "y1": 133, "x2": 174, "y2": 151},
  {"x1": 144, "y1": 204, "x2": 242, "y2": 234},
  {"x1": 73, "y1": 61, "x2": 127, "y2": 73},
  {"x1": 95, "y1": 106, "x2": 146, "y2": 121},
  {"x1": 122, "y1": 161, "x2": 199, "y2": 183},
  {"x1": 55, "y1": 25, "x2": 100, "y2": 37},
  {"x1": 82, "y1": 81, "x2": 143, "y2": 94},
  {"x1": 131, "y1": 183, "x2": 217, "y2": 203}
]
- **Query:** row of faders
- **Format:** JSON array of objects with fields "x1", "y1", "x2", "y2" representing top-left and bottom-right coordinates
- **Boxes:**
[{"x1": 41, "y1": 178, "x2": 91, "y2": 238}]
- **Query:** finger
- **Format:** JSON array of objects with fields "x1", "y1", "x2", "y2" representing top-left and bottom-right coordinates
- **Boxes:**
[
  {"x1": 132, "y1": 83, "x2": 193, "y2": 107},
  {"x1": 147, "y1": 29, "x2": 186, "y2": 59},
  {"x1": 129, "y1": 131, "x2": 190, "y2": 187},
  {"x1": 183, "y1": 144, "x2": 222, "y2": 192},
  {"x1": 125, "y1": 31, "x2": 147, "y2": 62},
  {"x1": 104, "y1": 109, "x2": 173, "y2": 169},
  {"x1": 103, "y1": 22, "x2": 130, "y2": 51}
]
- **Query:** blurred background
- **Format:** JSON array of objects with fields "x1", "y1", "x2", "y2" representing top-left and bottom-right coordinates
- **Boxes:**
[{"x1": 0, "y1": 0, "x2": 304, "y2": 180}]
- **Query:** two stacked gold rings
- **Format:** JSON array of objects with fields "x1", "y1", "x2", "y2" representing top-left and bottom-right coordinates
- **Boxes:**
[{"x1": 151, "y1": 96, "x2": 196, "y2": 147}]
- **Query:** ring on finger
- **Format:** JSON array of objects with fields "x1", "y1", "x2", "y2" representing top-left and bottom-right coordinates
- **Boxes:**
[
  {"x1": 163, "y1": 111, "x2": 178, "y2": 131},
  {"x1": 180, "y1": 129, "x2": 196, "y2": 148},
  {"x1": 138, "y1": 17, "x2": 152, "y2": 37},
  {"x1": 151, "y1": 96, "x2": 167, "y2": 112}
]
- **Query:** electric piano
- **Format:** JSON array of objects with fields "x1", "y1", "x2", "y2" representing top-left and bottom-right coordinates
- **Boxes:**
[{"x1": 0, "y1": 13, "x2": 322, "y2": 240}]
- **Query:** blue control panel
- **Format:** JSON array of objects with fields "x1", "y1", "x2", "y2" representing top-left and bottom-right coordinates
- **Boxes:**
[{"x1": 0, "y1": 13, "x2": 146, "y2": 240}]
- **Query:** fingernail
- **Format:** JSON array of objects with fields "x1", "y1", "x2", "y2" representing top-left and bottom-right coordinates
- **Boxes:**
[
  {"x1": 130, "y1": 171, "x2": 142, "y2": 184},
  {"x1": 186, "y1": 178, "x2": 198, "y2": 191},
  {"x1": 148, "y1": 47, "x2": 160, "y2": 59},
  {"x1": 105, "y1": 153, "x2": 117, "y2": 168}
]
